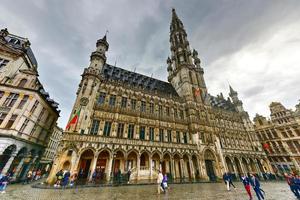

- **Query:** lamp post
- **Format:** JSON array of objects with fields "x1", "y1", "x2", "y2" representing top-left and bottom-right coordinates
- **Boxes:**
[{"x1": 111, "y1": 153, "x2": 117, "y2": 183}]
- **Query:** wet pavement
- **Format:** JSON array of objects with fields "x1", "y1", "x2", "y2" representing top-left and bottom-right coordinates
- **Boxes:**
[{"x1": 0, "y1": 181, "x2": 296, "y2": 200}]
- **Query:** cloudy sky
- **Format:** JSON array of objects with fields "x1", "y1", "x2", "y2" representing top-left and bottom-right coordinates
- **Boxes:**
[{"x1": 1, "y1": 0, "x2": 300, "y2": 128}]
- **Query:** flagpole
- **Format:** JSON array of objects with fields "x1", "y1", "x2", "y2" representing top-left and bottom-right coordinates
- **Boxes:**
[{"x1": 74, "y1": 105, "x2": 82, "y2": 132}]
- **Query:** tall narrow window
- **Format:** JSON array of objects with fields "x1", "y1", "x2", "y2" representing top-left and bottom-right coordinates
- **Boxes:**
[
  {"x1": 140, "y1": 101, "x2": 146, "y2": 112},
  {"x1": 121, "y1": 97, "x2": 127, "y2": 108},
  {"x1": 90, "y1": 120, "x2": 100, "y2": 135},
  {"x1": 159, "y1": 105, "x2": 163, "y2": 116},
  {"x1": 109, "y1": 95, "x2": 116, "y2": 107},
  {"x1": 131, "y1": 99, "x2": 136, "y2": 110},
  {"x1": 183, "y1": 132, "x2": 188, "y2": 144},
  {"x1": 5, "y1": 114, "x2": 17, "y2": 129},
  {"x1": 0, "y1": 112, "x2": 7, "y2": 125},
  {"x1": 103, "y1": 121, "x2": 112, "y2": 136},
  {"x1": 19, "y1": 119, "x2": 29, "y2": 133},
  {"x1": 149, "y1": 127, "x2": 154, "y2": 141},
  {"x1": 128, "y1": 124, "x2": 134, "y2": 139},
  {"x1": 159, "y1": 129, "x2": 164, "y2": 142},
  {"x1": 139, "y1": 126, "x2": 145, "y2": 140},
  {"x1": 180, "y1": 110, "x2": 184, "y2": 119},
  {"x1": 174, "y1": 108, "x2": 178, "y2": 118},
  {"x1": 0, "y1": 58, "x2": 9, "y2": 69},
  {"x1": 38, "y1": 108, "x2": 45, "y2": 121},
  {"x1": 18, "y1": 79, "x2": 27, "y2": 87},
  {"x1": 150, "y1": 103, "x2": 154, "y2": 114},
  {"x1": 166, "y1": 107, "x2": 170, "y2": 116},
  {"x1": 30, "y1": 124, "x2": 37, "y2": 135},
  {"x1": 3, "y1": 93, "x2": 19, "y2": 107},
  {"x1": 117, "y1": 123, "x2": 124, "y2": 138},
  {"x1": 30, "y1": 100, "x2": 39, "y2": 113},
  {"x1": 167, "y1": 130, "x2": 172, "y2": 142},
  {"x1": 176, "y1": 131, "x2": 181, "y2": 143},
  {"x1": 98, "y1": 92, "x2": 106, "y2": 104},
  {"x1": 17, "y1": 95, "x2": 29, "y2": 109}
]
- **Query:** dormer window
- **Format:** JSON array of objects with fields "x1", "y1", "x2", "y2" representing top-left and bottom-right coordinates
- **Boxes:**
[{"x1": 0, "y1": 58, "x2": 9, "y2": 69}]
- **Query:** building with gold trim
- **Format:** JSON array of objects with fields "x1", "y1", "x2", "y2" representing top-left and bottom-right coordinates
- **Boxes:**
[
  {"x1": 254, "y1": 101, "x2": 300, "y2": 174},
  {"x1": 48, "y1": 9, "x2": 271, "y2": 183},
  {"x1": 0, "y1": 28, "x2": 60, "y2": 181}
]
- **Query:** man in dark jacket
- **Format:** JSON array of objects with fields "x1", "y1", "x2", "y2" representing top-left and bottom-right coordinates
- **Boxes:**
[
  {"x1": 241, "y1": 174, "x2": 252, "y2": 200},
  {"x1": 250, "y1": 174, "x2": 264, "y2": 200}
]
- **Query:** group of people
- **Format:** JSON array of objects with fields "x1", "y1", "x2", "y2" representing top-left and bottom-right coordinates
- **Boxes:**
[
  {"x1": 285, "y1": 173, "x2": 300, "y2": 199},
  {"x1": 241, "y1": 173, "x2": 265, "y2": 200},
  {"x1": 54, "y1": 169, "x2": 77, "y2": 188},
  {"x1": 25, "y1": 169, "x2": 43, "y2": 184},
  {"x1": 157, "y1": 170, "x2": 168, "y2": 194}
]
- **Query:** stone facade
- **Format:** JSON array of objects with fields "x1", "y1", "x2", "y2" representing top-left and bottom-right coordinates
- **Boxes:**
[
  {"x1": 254, "y1": 101, "x2": 300, "y2": 174},
  {"x1": 47, "y1": 9, "x2": 271, "y2": 184},
  {"x1": 40, "y1": 124, "x2": 63, "y2": 171},
  {"x1": 0, "y1": 28, "x2": 60, "y2": 181}
]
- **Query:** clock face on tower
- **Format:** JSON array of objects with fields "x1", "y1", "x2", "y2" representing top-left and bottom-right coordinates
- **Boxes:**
[{"x1": 80, "y1": 97, "x2": 89, "y2": 106}]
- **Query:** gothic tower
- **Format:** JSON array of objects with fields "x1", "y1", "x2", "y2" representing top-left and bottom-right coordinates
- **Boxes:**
[
  {"x1": 167, "y1": 9, "x2": 207, "y2": 104},
  {"x1": 229, "y1": 85, "x2": 244, "y2": 112},
  {"x1": 66, "y1": 35, "x2": 109, "y2": 134}
]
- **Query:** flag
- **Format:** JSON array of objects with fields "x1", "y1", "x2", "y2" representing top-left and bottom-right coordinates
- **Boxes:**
[
  {"x1": 262, "y1": 143, "x2": 270, "y2": 150},
  {"x1": 66, "y1": 108, "x2": 81, "y2": 130},
  {"x1": 194, "y1": 88, "x2": 201, "y2": 97}
]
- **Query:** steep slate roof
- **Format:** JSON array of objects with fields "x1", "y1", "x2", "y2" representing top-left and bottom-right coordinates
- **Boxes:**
[
  {"x1": 209, "y1": 94, "x2": 236, "y2": 112},
  {"x1": 101, "y1": 64, "x2": 180, "y2": 97},
  {"x1": 4, "y1": 34, "x2": 38, "y2": 68}
]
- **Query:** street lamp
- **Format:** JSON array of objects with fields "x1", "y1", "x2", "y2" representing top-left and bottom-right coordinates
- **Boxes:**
[{"x1": 111, "y1": 152, "x2": 117, "y2": 183}]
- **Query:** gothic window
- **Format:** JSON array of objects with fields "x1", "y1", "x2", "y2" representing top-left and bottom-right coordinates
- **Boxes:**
[
  {"x1": 38, "y1": 108, "x2": 45, "y2": 121},
  {"x1": 0, "y1": 112, "x2": 7, "y2": 125},
  {"x1": 17, "y1": 95, "x2": 29, "y2": 109},
  {"x1": 180, "y1": 109, "x2": 184, "y2": 119},
  {"x1": 149, "y1": 127, "x2": 154, "y2": 141},
  {"x1": 167, "y1": 130, "x2": 172, "y2": 142},
  {"x1": 174, "y1": 108, "x2": 178, "y2": 118},
  {"x1": 109, "y1": 95, "x2": 116, "y2": 107},
  {"x1": 176, "y1": 131, "x2": 181, "y2": 143},
  {"x1": 131, "y1": 99, "x2": 136, "y2": 110},
  {"x1": 5, "y1": 114, "x2": 17, "y2": 129},
  {"x1": 18, "y1": 79, "x2": 27, "y2": 87},
  {"x1": 3, "y1": 93, "x2": 19, "y2": 107},
  {"x1": 159, "y1": 129, "x2": 164, "y2": 142},
  {"x1": 183, "y1": 132, "x2": 188, "y2": 144},
  {"x1": 30, "y1": 100, "x2": 39, "y2": 113},
  {"x1": 117, "y1": 123, "x2": 124, "y2": 138},
  {"x1": 140, "y1": 101, "x2": 146, "y2": 112},
  {"x1": 98, "y1": 92, "x2": 106, "y2": 104},
  {"x1": 103, "y1": 121, "x2": 112, "y2": 137},
  {"x1": 166, "y1": 107, "x2": 170, "y2": 116},
  {"x1": 121, "y1": 97, "x2": 127, "y2": 108},
  {"x1": 0, "y1": 58, "x2": 9, "y2": 69},
  {"x1": 90, "y1": 120, "x2": 100, "y2": 135},
  {"x1": 139, "y1": 126, "x2": 145, "y2": 140},
  {"x1": 159, "y1": 105, "x2": 163, "y2": 116},
  {"x1": 150, "y1": 103, "x2": 154, "y2": 114},
  {"x1": 128, "y1": 124, "x2": 135, "y2": 139}
]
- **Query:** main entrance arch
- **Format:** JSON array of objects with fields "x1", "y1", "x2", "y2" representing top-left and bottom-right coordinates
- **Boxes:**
[
  {"x1": 204, "y1": 149, "x2": 216, "y2": 181},
  {"x1": 78, "y1": 149, "x2": 94, "y2": 179}
]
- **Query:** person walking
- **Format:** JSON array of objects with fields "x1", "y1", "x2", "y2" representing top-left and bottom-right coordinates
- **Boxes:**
[
  {"x1": 250, "y1": 174, "x2": 264, "y2": 200},
  {"x1": 127, "y1": 169, "x2": 131, "y2": 184},
  {"x1": 62, "y1": 170, "x2": 71, "y2": 188},
  {"x1": 223, "y1": 172, "x2": 230, "y2": 191},
  {"x1": 285, "y1": 173, "x2": 300, "y2": 199},
  {"x1": 0, "y1": 172, "x2": 9, "y2": 194},
  {"x1": 228, "y1": 172, "x2": 236, "y2": 189},
  {"x1": 157, "y1": 170, "x2": 164, "y2": 194},
  {"x1": 162, "y1": 174, "x2": 168, "y2": 193},
  {"x1": 241, "y1": 174, "x2": 253, "y2": 200},
  {"x1": 26, "y1": 170, "x2": 33, "y2": 184}
]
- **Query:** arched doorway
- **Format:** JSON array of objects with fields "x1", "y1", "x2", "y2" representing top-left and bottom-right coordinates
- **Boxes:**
[
  {"x1": 152, "y1": 152, "x2": 161, "y2": 171},
  {"x1": 0, "y1": 145, "x2": 17, "y2": 171},
  {"x1": 257, "y1": 159, "x2": 265, "y2": 173},
  {"x1": 183, "y1": 154, "x2": 191, "y2": 179},
  {"x1": 192, "y1": 155, "x2": 200, "y2": 179},
  {"x1": 62, "y1": 161, "x2": 71, "y2": 170},
  {"x1": 78, "y1": 149, "x2": 94, "y2": 179},
  {"x1": 140, "y1": 152, "x2": 149, "y2": 170},
  {"x1": 204, "y1": 149, "x2": 216, "y2": 181},
  {"x1": 173, "y1": 153, "x2": 181, "y2": 179},
  {"x1": 234, "y1": 157, "x2": 243, "y2": 177},
  {"x1": 127, "y1": 151, "x2": 138, "y2": 171},
  {"x1": 96, "y1": 150, "x2": 110, "y2": 182},
  {"x1": 162, "y1": 153, "x2": 171, "y2": 178},
  {"x1": 8, "y1": 147, "x2": 27, "y2": 178},
  {"x1": 249, "y1": 158, "x2": 257, "y2": 173},
  {"x1": 242, "y1": 158, "x2": 249, "y2": 174},
  {"x1": 225, "y1": 157, "x2": 234, "y2": 173}
]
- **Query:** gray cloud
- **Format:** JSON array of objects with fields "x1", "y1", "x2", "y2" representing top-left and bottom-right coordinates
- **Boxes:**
[{"x1": 1, "y1": 0, "x2": 300, "y2": 127}]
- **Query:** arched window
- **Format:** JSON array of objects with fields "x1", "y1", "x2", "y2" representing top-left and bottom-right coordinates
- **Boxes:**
[{"x1": 18, "y1": 79, "x2": 27, "y2": 87}]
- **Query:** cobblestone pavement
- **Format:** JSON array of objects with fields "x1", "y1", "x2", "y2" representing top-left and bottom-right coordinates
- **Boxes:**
[{"x1": 0, "y1": 181, "x2": 296, "y2": 200}]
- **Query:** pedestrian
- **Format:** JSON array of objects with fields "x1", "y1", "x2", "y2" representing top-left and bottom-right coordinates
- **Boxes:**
[
  {"x1": 223, "y1": 172, "x2": 230, "y2": 191},
  {"x1": 241, "y1": 174, "x2": 253, "y2": 200},
  {"x1": 250, "y1": 174, "x2": 265, "y2": 200},
  {"x1": 127, "y1": 169, "x2": 131, "y2": 184},
  {"x1": 55, "y1": 169, "x2": 63, "y2": 187},
  {"x1": 162, "y1": 174, "x2": 168, "y2": 193},
  {"x1": 228, "y1": 172, "x2": 236, "y2": 189},
  {"x1": 91, "y1": 170, "x2": 97, "y2": 184},
  {"x1": 32, "y1": 169, "x2": 37, "y2": 181},
  {"x1": 26, "y1": 170, "x2": 32, "y2": 184},
  {"x1": 62, "y1": 170, "x2": 70, "y2": 188},
  {"x1": 157, "y1": 170, "x2": 164, "y2": 194},
  {"x1": 69, "y1": 172, "x2": 77, "y2": 187},
  {"x1": 285, "y1": 173, "x2": 300, "y2": 199},
  {"x1": 0, "y1": 172, "x2": 9, "y2": 194}
]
